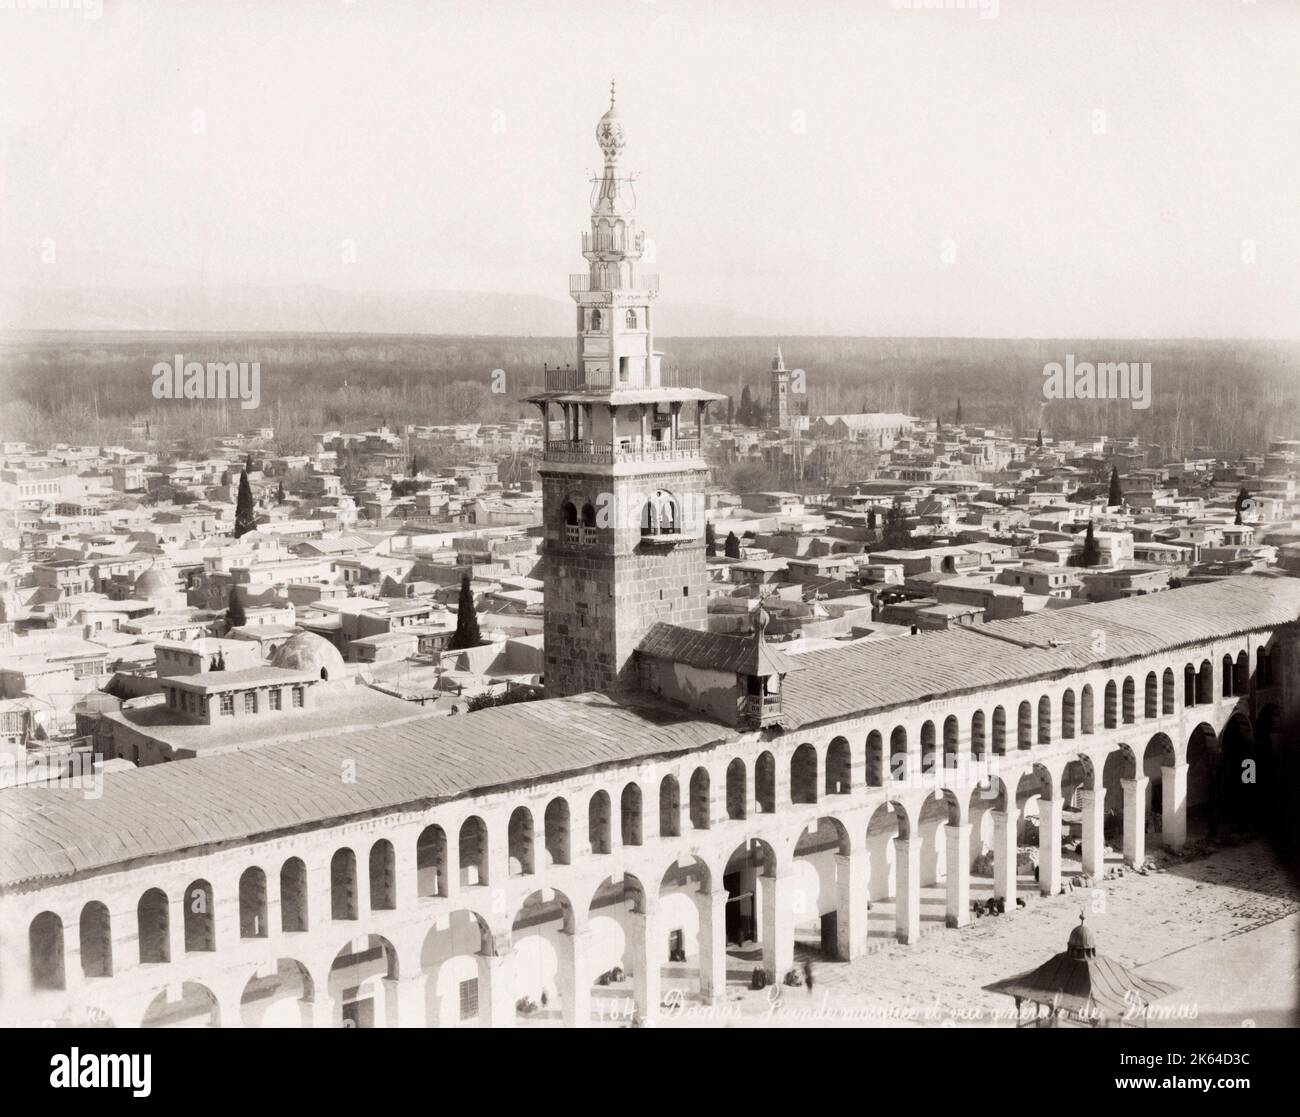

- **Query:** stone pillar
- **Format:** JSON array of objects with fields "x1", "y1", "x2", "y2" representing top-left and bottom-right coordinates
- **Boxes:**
[
  {"x1": 443, "y1": 827, "x2": 461, "y2": 902},
  {"x1": 486, "y1": 950, "x2": 516, "y2": 1028},
  {"x1": 835, "y1": 852, "x2": 867, "y2": 960},
  {"x1": 894, "y1": 837, "x2": 921, "y2": 944},
  {"x1": 760, "y1": 873, "x2": 794, "y2": 983},
  {"x1": 1079, "y1": 788, "x2": 1106, "y2": 878},
  {"x1": 991, "y1": 809, "x2": 1016, "y2": 910},
  {"x1": 698, "y1": 888, "x2": 728, "y2": 1005},
  {"x1": 629, "y1": 905, "x2": 661, "y2": 1024},
  {"x1": 945, "y1": 823, "x2": 970, "y2": 928},
  {"x1": 1122, "y1": 776, "x2": 1149, "y2": 867},
  {"x1": 558, "y1": 927, "x2": 591, "y2": 1028},
  {"x1": 167, "y1": 894, "x2": 188, "y2": 963},
  {"x1": 1161, "y1": 763, "x2": 1188, "y2": 853},
  {"x1": 1038, "y1": 797, "x2": 1063, "y2": 897}
]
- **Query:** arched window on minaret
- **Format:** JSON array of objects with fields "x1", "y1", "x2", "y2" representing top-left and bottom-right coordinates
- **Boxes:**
[
  {"x1": 562, "y1": 500, "x2": 578, "y2": 526},
  {"x1": 625, "y1": 309, "x2": 638, "y2": 329},
  {"x1": 590, "y1": 308, "x2": 603, "y2": 332},
  {"x1": 580, "y1": 502, "x2": 597, "y2": 528}
]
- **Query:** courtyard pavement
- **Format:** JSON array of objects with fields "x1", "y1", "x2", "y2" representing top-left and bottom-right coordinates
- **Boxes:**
[{"x1": 641, "y1": 837, "x2": 1299, "y2": 1028}]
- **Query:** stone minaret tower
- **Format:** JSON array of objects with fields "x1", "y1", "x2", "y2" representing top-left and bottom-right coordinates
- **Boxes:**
[
  {"x1": 527, "y1": 85, "x2": 724, "y2": 697},
  {"x1": 769, "y1": 344, "x2": 790, "y2": 430}
]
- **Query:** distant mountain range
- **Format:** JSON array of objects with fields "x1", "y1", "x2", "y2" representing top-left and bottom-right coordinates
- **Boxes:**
[{"x1": 0, "y1": 284, "x2": 793, "y2": 337}]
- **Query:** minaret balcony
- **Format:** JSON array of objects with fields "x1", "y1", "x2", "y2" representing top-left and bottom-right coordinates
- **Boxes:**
[
  {"x1": 544, "y1": 438, "x2": 702, "y2": 465},
  {"x1": 570, "y1": 273, "x2": 659, "y2": 296}
]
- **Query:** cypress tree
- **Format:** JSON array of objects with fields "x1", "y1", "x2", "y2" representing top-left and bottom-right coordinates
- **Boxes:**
[
  {"x1": 705, "y1": 521, "x2": 717, "y2": 558},
  {"x1": 1036, "y1": 428, "x2": 1043, "y2": 449},
  {"x1": 1107, "y1": 466, "x2": 1123, "y2": 507},
  {"x1": 1080, "y1": 520, "x2": 1101, "y2": 567},
  {"x1": 276, "y1": 481, "x2": 286, "y2": 504},
  {"x1": 234, "y1": 470, "x2": 257, "y2": 537},
  {"x1": 449, "y1": 571, "x2": 483, "y2": 650},
  {"x1": 955, "y1": 399, "x2": 962, "y2": 424},
  {"x1": 225, "y1": 586, "x2": 247, "y2": 629},
  {"x1": 724, "y1": 531, "x2": 741, "y2": 560}
]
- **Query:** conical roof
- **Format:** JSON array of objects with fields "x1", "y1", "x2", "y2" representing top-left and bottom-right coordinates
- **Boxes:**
[{"x1": 983, "y1": 913, "x2": 1178, "y2": 1022}]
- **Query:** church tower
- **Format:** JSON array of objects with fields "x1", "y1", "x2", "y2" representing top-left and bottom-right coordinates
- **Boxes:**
[
  {"x1": 769, "y1": 344, "x2": 790, "y2": 430},
  {"x1": 527, "y1": 86, "x2": 724, "y2": 697}
]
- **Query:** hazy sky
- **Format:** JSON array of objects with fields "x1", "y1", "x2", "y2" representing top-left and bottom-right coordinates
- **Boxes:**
[{"x1": 2, "y1": 0, "x2": 1298, "y2": 336}]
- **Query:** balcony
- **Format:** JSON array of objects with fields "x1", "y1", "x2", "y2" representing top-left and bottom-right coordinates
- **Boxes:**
[
  {"x1": 544, "y1": 438, "x2": 702, "y2": 465},
  {"x1": 740, "y1": 694, "x2": 783, "y2": 725},
  {"x1": 563, "y1": 524, "x2": 599, "y2": 546},
  {"x1": 569, "y1": 273, "x2": 659, "y2": 296},
  {"x1": 538, "y1": 365, "x2": 701, "y2": 393}
]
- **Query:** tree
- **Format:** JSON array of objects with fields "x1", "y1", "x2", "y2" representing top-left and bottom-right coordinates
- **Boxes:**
[
  {"x1": 1234, "y1": 486, "x2": 1250, "y2": 513},
  {"x1": 1079, "y1": 520, "x2": 1101, "y2": 567},
  {"x1": 449, "y1": 571, "x2": 483, "y2": 650},
  {"x1": 1234, "y1": 507, "x2": 1243, "y2": 526},
  {"x1": 724, "y1": 531, "x2": 740, "y2": 560},
  {"x1": 881, "y1": 501, "x2": 912, "y2": 550},
  {"x1": 867, "y1": 508, "x2": 878, "y2": 530},
  {"x1": 211, "y1": 649, "x2": 226, "y2": 672},
  {"x1": 1036, "y1": 428, "x2": 1043, "y2": 450},
  {"x1": 737, "y1": 386, "x2": 754, "y2": 426},
  {"x1": 225, "y1": 587, "x2": 247, "y2": 629},
  {"x1": 955, "y1": 399, "x2": 962, "y2": 425},
  {"x1": 410, "y1": 452, "x2": 422, "y2": 478},
  {"x1": 705, "y1": 521, "x2": 717, "y2": 558},
  {"x1": 233, "y1": 469, "x2": 257, "y2": 537},
  {"x1": 725, "y1": 397, "x2": 735, "y2": 427},
  {"x1": 1107, "y1": 466, "x2": 1123, "y2": 507},
  {"x1": 276, "y1": 481, "x2": 286, "y2": 504}
]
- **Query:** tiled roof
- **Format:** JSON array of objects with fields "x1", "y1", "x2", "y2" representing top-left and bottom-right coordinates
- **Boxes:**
[
  {"x1": 778, "y1": 574, "x2": 1299, "y2": 729},
  {"x1": 0, "y1": 694, "x2": 727, "y2": 889},
  {"x1": 638, "y1": 622, "x2": 794, "y2": 678}
]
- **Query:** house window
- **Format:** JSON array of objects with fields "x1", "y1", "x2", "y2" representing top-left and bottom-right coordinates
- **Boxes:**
[
  {"x1": 269, "y1": 689, "x2": 282, "y2": 711},
  {"x1": 625, "y1": 309, "x2": 637, "y2": 329},
  {"x1": 244, "y1": 691, "x2": 257, "y2": 714},
  {"x1": 291, "y1": 686, "x2": 304, "y2": 708},
  {"x1": 219, "y1": 694, "x2": 234, "y2": 716},
  {"x1": 459, "y1": 979, "x2": 479, "y2": 1021}
]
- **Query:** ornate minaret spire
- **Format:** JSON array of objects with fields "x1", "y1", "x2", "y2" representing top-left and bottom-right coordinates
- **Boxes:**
[{"x1": 524, "y1": 88, "x2": 725, "y2": 697}]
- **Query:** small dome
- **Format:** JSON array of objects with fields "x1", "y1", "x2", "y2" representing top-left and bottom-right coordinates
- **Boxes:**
[
  {"x1": 133, "y1": 566, "x2": 173, "y2": 600},
  {"x1": 596, "y1": 81, "x2": 625, "y2": 160},
  {"x1": 271, "y1": 631, "x2": 345, "y2": 679},
  {"x1": 1067, "y1": 914, "x2": 1097, "y2": 955}
]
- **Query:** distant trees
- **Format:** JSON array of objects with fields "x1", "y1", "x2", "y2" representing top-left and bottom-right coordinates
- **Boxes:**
[
  {"x1": 449, "y1": 572, "x2": 483, "y2": 650},
  {"x1": 225, "y1": 587, "x2": 247, "y2": 629},
  {"x1": 233, "y1": 470, "x2": 257, "y2": 537},
  {"x1": 1107, "y1": 466, "x2": 1123, "y2": 507},
  {"x1": 724, "y1": 531, "x2": 741, "y2": 560}
]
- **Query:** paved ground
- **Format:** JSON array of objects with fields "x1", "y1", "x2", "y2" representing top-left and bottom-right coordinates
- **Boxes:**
[{"x1": 641, "y1": 837, "x2": 1300, "y2": 1028}]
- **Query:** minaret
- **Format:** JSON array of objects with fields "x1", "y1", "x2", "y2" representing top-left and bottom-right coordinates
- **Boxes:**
[
  {"x1": 769, "y1": 344, "x2": 790, "y2": 430},
  {"x1": 526, "y1": 86, "x2": 725, "y2": 697}
]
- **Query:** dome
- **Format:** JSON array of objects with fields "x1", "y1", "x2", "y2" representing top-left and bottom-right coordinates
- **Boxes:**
[
  {"x1": 1067, "y1": 914, "x2": 1097, "y2": 957},
  {"x1": 596, "y1": 82, "x2": 625, "y2": 160},
  {"x1": 271, "y1": 631, "x2": 346, "y2": 679},
  {"x1": 133, "y1": 566, "x2": 173, "y2": 600}
]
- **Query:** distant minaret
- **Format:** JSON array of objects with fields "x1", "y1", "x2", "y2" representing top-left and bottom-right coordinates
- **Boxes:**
[
  {"x1": 769, "y1": 344, "x2": 790, "y2": 430},
  {"x1": 525, "y1": 85, "x2": 725, "y2": 697}
]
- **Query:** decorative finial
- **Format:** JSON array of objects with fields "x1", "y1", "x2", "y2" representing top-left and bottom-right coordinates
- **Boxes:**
[{"x1": 610, "y1": 78, "x2": 616, "y2": 111}]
